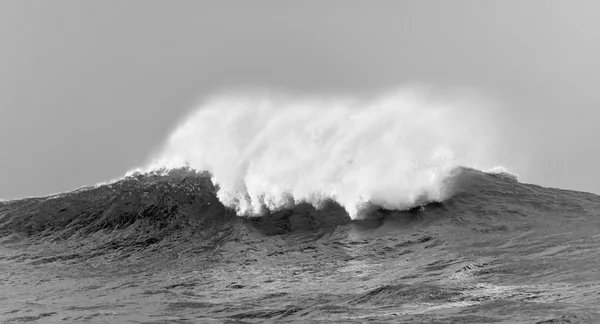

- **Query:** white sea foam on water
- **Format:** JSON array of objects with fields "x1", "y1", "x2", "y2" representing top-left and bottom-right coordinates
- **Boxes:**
[
  {"x1": 486, "y1": 165, "x2": 519, "y2": 181},
  {"x1": 141, "y1": 87, "x2": 502, "y2": 218}
]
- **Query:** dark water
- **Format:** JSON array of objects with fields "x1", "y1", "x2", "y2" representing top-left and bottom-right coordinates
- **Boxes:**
[{"x1": 1, "y1": 168, "x2": 600, "y2": 323}]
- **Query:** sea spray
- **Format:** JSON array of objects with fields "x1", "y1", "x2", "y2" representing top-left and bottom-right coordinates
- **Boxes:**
[{"x1": 142, "y1": 87, "x2": 500, "y2": 218}]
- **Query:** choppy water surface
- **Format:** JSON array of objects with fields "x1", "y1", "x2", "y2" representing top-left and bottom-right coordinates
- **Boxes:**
[{"x1": 1, "y1": 168, "x2": 600, "y2": 323}]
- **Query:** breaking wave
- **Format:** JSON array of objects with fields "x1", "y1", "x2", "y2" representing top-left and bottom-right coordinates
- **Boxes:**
[{"x1": 140, "y1": 87, "x2": 504, "y2": 218}]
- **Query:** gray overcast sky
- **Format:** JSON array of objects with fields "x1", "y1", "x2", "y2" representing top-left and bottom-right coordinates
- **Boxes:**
[{"x1": 1, "y1": 0, "x2": 599, "y2": 199}]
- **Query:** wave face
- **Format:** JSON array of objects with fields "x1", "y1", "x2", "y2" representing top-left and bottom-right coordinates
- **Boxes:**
[{"x1": 143, "y1": 88, "x2": 500, "y2": 218}]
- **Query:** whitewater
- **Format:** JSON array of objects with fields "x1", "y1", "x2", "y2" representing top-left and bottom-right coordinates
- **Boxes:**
[
  {"x1": 140, "y1": 87, "x2": 505, "y2": 218},
  {"x1": 3, "y1": 87, "x2": 600, "y2": 323}
]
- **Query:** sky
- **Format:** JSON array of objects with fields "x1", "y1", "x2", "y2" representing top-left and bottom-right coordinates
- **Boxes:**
[{"x1": 1, "y1": 0, "x2": 599, "y2": 199}]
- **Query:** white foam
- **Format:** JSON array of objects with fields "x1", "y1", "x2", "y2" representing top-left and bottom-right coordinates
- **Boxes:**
[{"x1": 140, "y1": 87, "x2": 501, "y2": 218}]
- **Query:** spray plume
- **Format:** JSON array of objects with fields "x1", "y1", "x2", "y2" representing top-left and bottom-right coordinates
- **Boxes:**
[{"x1": 141, "y1": 87, "x2": 500, "y2": 218}]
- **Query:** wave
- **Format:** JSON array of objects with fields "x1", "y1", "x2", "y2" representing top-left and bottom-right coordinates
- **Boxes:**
[
  {"x1": 0, "y1": 166, "x2": 593, "y2": 243},
  {"x1": 139, "y1": 87, "x2": 503, "y2": 218}
]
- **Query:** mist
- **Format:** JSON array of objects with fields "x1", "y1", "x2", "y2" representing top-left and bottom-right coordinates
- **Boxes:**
[{"x1": 139, "y1": 87, "x2": 506, "y2": 218}]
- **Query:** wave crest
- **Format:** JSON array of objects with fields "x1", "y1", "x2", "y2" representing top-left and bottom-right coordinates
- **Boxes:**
[{"x1": 142, "y1": 87, "x2": 501, "y2": 218}]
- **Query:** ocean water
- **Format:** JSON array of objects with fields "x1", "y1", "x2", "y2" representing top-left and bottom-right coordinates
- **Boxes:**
[
  {"x1": 1, "y1": 90, "x2": 599, "y2": 323},
  {"x1": 1, "y1": 167, "x2": 600, "y2": 323}
]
